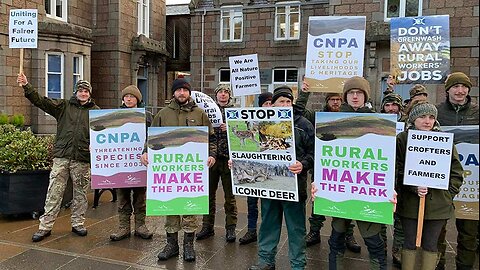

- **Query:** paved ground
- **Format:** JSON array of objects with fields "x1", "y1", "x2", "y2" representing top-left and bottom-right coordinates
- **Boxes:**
[{"x1": 0, "y1": 186, "x2": 477, "y2": 270}]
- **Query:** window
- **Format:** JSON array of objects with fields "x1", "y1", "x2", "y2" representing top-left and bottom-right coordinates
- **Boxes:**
[
  {"x1": 275, "y1": 2, "x2": 300, "y2": 40},
  {"x1": 137, "y1": 0, "x2": 150, "y2": 37},
  {"x1": 220, "y1": 6, "x2": 243, "y2": 42},
  {"x1": 273, "y1": 68, "x2": 298, "y2": 99},
  {"x1": 45, "y1": 0, "x2": 68, "y2": 21},
  {"x1": 45, "y1": 53, "x2": 64, "y2": 99},
  {"x1": 73, "y1": 55, "x2": 83, "y2": 91},
  {"x1": 219, "y1": 69, "x2": 231, "y2": 83},
  {"x1": 384, "y1": 0, "x2": 422, "y2": 21}
]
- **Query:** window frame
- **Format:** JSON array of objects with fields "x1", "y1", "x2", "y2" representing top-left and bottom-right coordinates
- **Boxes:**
[
  {"x1": 45, "y1": 0, "x2": 68, "y2": 22},
  {"x1": 274, "y1": 1, "x2": 301, "y2": 41},
  {"x1": 137, "y1": 0, "x2": 150, "y2": 37},
  {"x1": 219, "y1": 68, "x2": 231, "y2": 83},
  {"x1": 45, "y1": 52, "x2": 65, "y2": 100},
  {"x1": 384, "y1": 0, "x2": 423, "y2": 22},
  {"x1": 73, "y1": 55, "x2": 84, "y2": 90},
  {"x1": 220, "y1": 5, "x2": 243, "y2": 43}
]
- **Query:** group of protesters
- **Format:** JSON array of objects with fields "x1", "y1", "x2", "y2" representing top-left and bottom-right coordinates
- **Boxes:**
[{"x1": 16, "y1": 70, "x2": 478, "y2": 270}]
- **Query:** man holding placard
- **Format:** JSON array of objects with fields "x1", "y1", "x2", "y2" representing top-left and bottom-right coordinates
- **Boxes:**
[
  {"x1": 435, "y1": 72, "x2": 478, "y2": 270},
  {"x1": 395, "y1": 102, "x2": 463, "y2": 270}
]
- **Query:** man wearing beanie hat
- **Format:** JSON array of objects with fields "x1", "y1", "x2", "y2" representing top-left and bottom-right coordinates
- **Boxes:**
[
  {"x1": 258, "y1": 92, "x2": 273, "y2": 107},
  {"x1": 409, "y1": 84, "x2": 428, "y2": 103},
  {"x1": 110, "y1": 85, "x2": 153, "y2": 242},
  {"x1": 329, "y1": 76, "x2": 390, "y2": 269},
  {"x1": 435, "y1": 72, "x2": 478, "y2": 270},
  {"x1": 396, "y1": 101, "x2": 463, "y2": 270},
  {"x1": 197, "y1": 83, "x2": 238, "y2": 243},
  {"x1": 296, "y1": 81, "x2": 362, "y2": 251},
  {"x1": 250, "y1": 85, "x2": 314, "y2": 270},
  {"x1": 381, "y1": 93, "x2": 404, "y2": 121},
  {"x1": 17, "y1": 73, "x2": 99, "y2": 242},
  {"x1": 141, "y1": 78, "x2": 217, "y2": 263},
  {"x1": 340, "y1": 76, "x2": 375, "y2": 113}
]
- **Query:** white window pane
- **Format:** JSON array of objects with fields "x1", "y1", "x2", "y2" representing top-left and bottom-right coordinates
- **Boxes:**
[{"x1": 273, "y1": 70, "x2": 285, "y2": 82}]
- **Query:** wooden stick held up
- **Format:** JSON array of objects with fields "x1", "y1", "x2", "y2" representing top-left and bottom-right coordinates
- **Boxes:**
[{"x1": 416, "y1": 196, "x2": 426, "y2": 247}]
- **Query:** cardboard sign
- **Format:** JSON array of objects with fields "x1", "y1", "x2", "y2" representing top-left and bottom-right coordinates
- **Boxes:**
[
  {"x1": 146, "y1": 126, "x2": 209, "y2": 215},
  {"x1": 313, "y1": 112, "x2": 397, "y2": 224},
  {"x1": 403, "y1": 130, "x2": 454, "y2": 190},
  {"x1": 390, "y1": 15, "x2": 450, "y2": 84},
  {"x1": 229, "y1": 54, "x2": 261, "y2": 96},
  {"x1": 225, "y1": 107, "x2": 298, "y2": 201},
  {"x1": 9, "y1": 9, "x2": 38, "y2": 48},
  {"x1": 305, "y1": 16, "x2": 366, "y2": 93},
  {"x1": 89, "y1": 109, "x2": 147, "y2": 188}
]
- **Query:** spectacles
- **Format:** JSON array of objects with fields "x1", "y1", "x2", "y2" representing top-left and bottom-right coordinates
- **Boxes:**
[{"x1": 347, "y1": 90, "x2": 364, "y2": 96}]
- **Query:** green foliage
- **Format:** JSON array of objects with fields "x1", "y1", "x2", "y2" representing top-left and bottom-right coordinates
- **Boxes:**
[
  {"x1": 0, "y1": 124, "x2": 55, "y2": 173},
  {"x1": 0, "y1": 114, "x2": 8, "y2": 125},
  {"x1": 9, "y1": 114, "x2": 25, "y2": 127}
]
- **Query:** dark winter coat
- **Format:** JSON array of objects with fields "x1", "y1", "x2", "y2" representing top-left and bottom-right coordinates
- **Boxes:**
[
  {"x1": 23, "y1": 83, "x2": 99, "y2": 163},
  {"x1": 293, "y1": 105, "x2": 315, "y2": 201},
  {"x1": 395, "y1": 130, "x2": 464, "y2": 220},
  {"x1": 214, "y1": 101, "x2": 234, "y2": 159},
  {"x1": 436, "y1": 96, "x2": 479, "y2": 126}
]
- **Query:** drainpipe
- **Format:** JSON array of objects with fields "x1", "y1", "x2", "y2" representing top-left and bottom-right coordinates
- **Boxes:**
[{"x1": 200, "y1": 8, "x2": 206, "y2": 92}]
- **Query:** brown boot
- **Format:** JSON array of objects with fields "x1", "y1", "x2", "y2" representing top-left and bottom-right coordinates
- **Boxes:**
[
  {"x1": 134, "y1": 224, "x2": 153, "y2": 239},
  {"x1": 110, "y1": 213, "x2": 131, "y2": 241}
]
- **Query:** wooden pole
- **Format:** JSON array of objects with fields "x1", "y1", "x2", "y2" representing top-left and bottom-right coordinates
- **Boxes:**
[
  {"x1": 19, "y1": 48, "x2": 24, "y2": 74},
  {"x1": 415, "y1": 196, "x2": 426, "y2": 247}
]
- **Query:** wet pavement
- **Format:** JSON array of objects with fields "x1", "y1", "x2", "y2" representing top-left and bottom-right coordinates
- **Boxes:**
[{"x1": 0, "y1": 186, "x2": 476, "y2": 270}]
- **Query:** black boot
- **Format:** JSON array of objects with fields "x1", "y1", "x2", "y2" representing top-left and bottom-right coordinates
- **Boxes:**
[
  {"x1": 158, "y1": 232, "x2": 179, "y2": 261},
  {"x1": 239, "y1": 229, "x2": 257, "y2": 245},
  {"x1": 196, "y1": 225, "x2": 214, "y2": 240},
  {"x1": 306, "y1": 230, "x2": 321, "y2": 247},
  {"x1": 226, "y1": 226, "x2": 236, "y2": 243},
  {"x1": 183, "y1": 232, "x2": 196, "y2": 262},
  {"x1": 346, "y1": 234, "x2": 361, "y2": 253}
]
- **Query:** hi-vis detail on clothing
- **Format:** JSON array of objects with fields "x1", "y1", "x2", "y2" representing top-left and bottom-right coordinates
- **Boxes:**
[{"x1": 226, "y1": 107, "x2": 298, "y2": 202}]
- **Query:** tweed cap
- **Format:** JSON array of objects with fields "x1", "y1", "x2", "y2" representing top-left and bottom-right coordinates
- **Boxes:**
[
  {"x1": 343, "y1": 76, "x2": 370, "y2": 101},
  {"x1": 408, "y1": 102, "x2": 438, "y2": 124},
  {"x1": 409, "y1": 84, "x2": 428, "y2": 99},
  {"x1": 382, "y1": 93, "x2": 403, "y2": 110},
  {"x1": 272, "y1": 85, "x2": 294, "y2": 104},
  {"x1": 445, "y1": 72, "x2": 472, "y2": 92},
  {"x1": 121, "y1": 85, "x2": 142, "y2": 102}
]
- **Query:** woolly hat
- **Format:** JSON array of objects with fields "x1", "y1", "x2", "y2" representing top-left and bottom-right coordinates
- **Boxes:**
[
  {"x1": 409, "y1": 84, "x2": 428, "y2": 99},
  {"x1": 75, "y1": 80, "x2": 92, "y2": 94},
  {"x1": 121, "y1": 85, "x2": 142, "y2": 102},
  {"x1": 325, "y1": 92, "x2": 342, "y2": 102},
  {"x1": 408, "y1": 102, "x2": 438, "y2": 124},
  {"x1": 272, "y1": 85, "x2": 294, "y2": 104},
  {"x1": 214, "y1": 84, "x2": 232, "y2": 95},
  {"x1": 258, "y1": 92, "x2": 273, "y2": 106},
  {"x1": 171, "y1": 78, "x2": 191, "y2": 93},
  {"x1": 445, "y1": 72, "x2": 472, "y2": 92},
  {"x1": 342, "y1": 76, "x2": 370, "y2": 101},
  {"x1": 382, "y1": 93, "x2": 403, "y2": 110}
]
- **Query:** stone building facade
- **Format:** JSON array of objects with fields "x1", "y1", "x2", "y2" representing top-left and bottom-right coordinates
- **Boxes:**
[
  {"x1": 189, "y1": 0, "x2": 479, "y2": 111},
  {"x1": 1, "y1": 0, "x2": 168, "y2": 133}
]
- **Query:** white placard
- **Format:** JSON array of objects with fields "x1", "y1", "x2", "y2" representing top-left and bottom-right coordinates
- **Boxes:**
[
  {"x1": 403, "y1": 130, "x2": 454, "y2": 190},
  {"x1": 9, "y1": 9, "x2": 38, "y2": 48},
  {"x1": 191, "y1": 91, "x2": 223, "y2": 127},
  {"x1": 229, "y1": 54, "x2": 261, "y2": 96}
]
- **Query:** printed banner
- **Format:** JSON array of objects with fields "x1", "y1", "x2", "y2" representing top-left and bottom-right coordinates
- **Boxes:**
[
  {"x1": 89, "y1": 109, "x2": 147, "y2": 188},
  {"x1": 443, "y1": 126, "x2": 479, "y2": 220},
  {"x1": 9, "y1": 9, "x2": 38, "y2": 48},
  {"x1": 225, "y1": 107, "x2": 298, "y2": 202},
  {"x1": 403, "y1": 130, "x2": 453, "y2": 190},
  {"x1": 305, "y1": 16, "x2": 366, "y2": 93},
  {"x1": 229, "y1": 54, "x2": 261, "y2": 96},
  {"x1": 191, "y1": 91, "x2": 223, "y2": 127},
  {"x1": 146, "y1": 126, "x2": 209, "y2": 215},
  {"x1": 390, "y1": 15, "x2": 450, "y2": 84},
  {"x1": 313, "y1": 112, "x2": 396, "y2": 224}
]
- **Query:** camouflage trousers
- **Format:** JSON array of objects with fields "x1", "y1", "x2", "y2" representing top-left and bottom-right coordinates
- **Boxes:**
[
  {"x1": 39, "y1": 158, "x2": 90, "y2": 231},
  {"x1": 165, "y1": 215, "x2": 198, "y2": 234},
  {"x1": 116, "y1": 187, "x2": 147, "y2": 228}
]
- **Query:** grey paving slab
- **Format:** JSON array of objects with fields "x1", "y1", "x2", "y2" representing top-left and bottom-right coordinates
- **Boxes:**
[{"x1": 0, "y1": 249, "x2": 75, "y2": 270}]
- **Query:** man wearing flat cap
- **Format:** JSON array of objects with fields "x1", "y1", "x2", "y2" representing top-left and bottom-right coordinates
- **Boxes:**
[{"x1": 435, "y1": 72, "x2": 479, "y2": 270}]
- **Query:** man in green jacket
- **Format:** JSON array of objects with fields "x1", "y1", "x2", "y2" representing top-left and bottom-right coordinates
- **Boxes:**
[
  {"x1": 435, "y1": 72, "x2": 478, "y2": 270},
  {"x1": 17, "y1": 73, "x2": 99, "y2": 242},
  {"x1": 140, "y1": 78, "x2": 217, "y2": 262}
]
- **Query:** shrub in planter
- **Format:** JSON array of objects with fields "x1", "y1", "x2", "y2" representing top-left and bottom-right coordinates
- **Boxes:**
[{"x1": 0, "y1": 124, "x2": 55, "y2": 215}]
